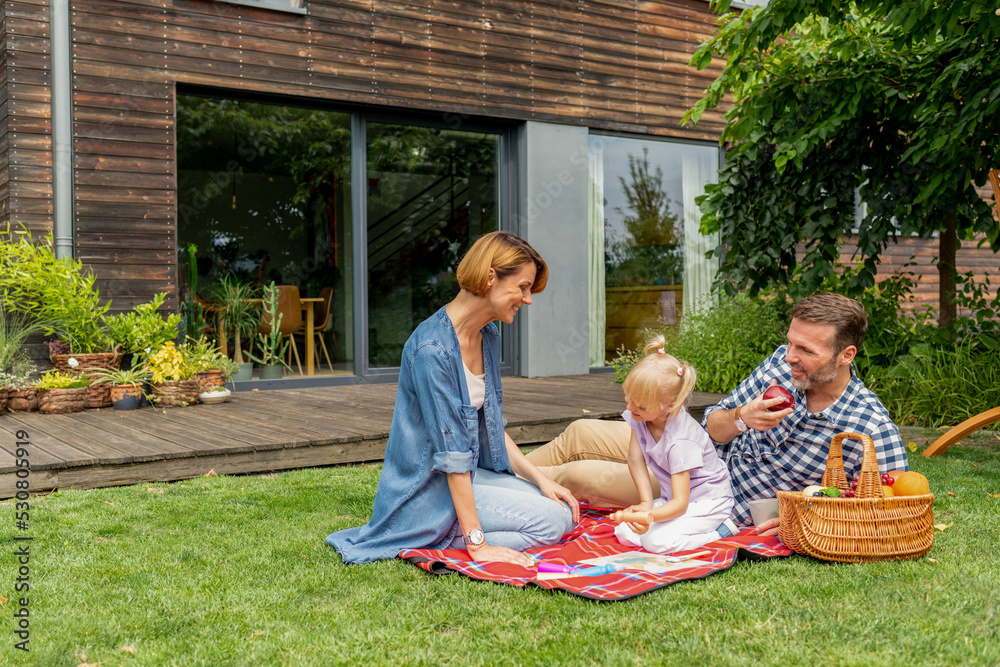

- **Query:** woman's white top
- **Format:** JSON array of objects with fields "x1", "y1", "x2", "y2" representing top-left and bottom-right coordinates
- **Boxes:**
[{"x1": 463, "y1": 362, "x2": 486, "y2": 410}]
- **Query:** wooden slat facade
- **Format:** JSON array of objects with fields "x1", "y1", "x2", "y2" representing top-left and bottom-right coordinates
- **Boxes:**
[
  {"x1": 3, "y1": 0, "x2": 731, "y2": 313},
  {"x1": 1, "y1": 0, "x2": 54, "y2": 236},
  {"x1": 3, "y1": 0, "x2": 992, "y2": 321}
]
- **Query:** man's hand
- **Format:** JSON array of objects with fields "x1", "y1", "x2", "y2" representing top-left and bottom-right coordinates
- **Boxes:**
[
  {"x1": 466, "y1": 543, "x2": 534, "y2": 567},
  {"x1": 536, "y1": 478, "x2": 580, "y2": 523},
  {"x1": 755, "y1": 516, "x2": 780, "y2": 537},
  {"x1": 742, "y1": 380, "x2": 794, "y2": 431}
]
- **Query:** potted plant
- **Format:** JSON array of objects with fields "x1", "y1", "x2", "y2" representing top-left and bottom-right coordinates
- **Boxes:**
[
  {"x1": 146, "y1": 341, "x2": 199, "y2": 407},
  {"x1": 197, "y1": 384, "x2": 232, "y2": 405},
  {"x1": 0, "y1": 304, "x2": 42, "y2": 414},
  {"x1": 88, "y1": 364, "x2": 152, "y2": 411},
  {"x1": 35, "y1": 370, "x2": 89, "y2": 414},
  {"x1": 0, "y1": 226, "x2": 118, "y2": 368},
  {"x1": 246, "y1": 282, "x2": 290, "y2": 380},
  {"x1": 104, "y1": 292, "x2": 183, "y2": 368},
  {"x1": 183, "y1": 335, "x2": 239, "y2": 393},
  {"x1": 211, "y1": 274, "x2": 259, "y2": 382}
]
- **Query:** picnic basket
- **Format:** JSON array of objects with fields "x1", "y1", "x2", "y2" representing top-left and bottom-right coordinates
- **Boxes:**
[{"x1": 777, "y1": 431, "x2": 934, "y2": 563}]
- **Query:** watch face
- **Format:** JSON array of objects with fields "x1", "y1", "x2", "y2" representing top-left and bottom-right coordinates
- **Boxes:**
[{"x1": 469, "y1": 528, "x2": 484, "y2": 545}]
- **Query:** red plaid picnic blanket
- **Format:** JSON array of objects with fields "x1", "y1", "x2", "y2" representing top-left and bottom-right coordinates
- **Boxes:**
[{"x1": 400, "y1": 507, "x2": 793, "y2": 601}]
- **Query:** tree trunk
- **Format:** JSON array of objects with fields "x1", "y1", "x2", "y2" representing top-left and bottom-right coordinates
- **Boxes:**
[{"x1": 938, "y1": 211, "x2": 957, "y2": 329}]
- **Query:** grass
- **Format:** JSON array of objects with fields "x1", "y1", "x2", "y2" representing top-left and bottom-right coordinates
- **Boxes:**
[{"x1": 2, "y1": 428, "x2": 999, "y2": 666}]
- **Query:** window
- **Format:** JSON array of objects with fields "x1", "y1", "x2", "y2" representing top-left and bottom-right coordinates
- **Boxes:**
[
  {"x1": 176, "y1": 94, "x2": 354, "y2": 375},
  {"x1": 589, "y1": 135, "x2": 719, "y2": 365},
  {"x1": 365, "y1": 122, "x2": 501, "y2": 367}
]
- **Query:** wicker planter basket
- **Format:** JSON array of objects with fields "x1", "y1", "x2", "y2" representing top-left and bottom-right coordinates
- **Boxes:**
[
  {"x1": 196, "y1": 369, "x2": 226, "y2": 393},
  {"x1": 0, "y1": 388, "x2": 8, "y2": 414},
  {"x1": 7, "y1": 388, "x2": 38, "y2": 412},
  {"x1": 86, "y1": 382, "x2": 113, "y2": 409},
  {"x1": 151, "y1": 380, "x2": 200, "y2": 407},
  {"x1": 778, "y1": 431, "x2": 935, "y2": 563},
  {"x1": 38, "y1": 387, "x2": 88, "y2": 414},
  {"x1": 50, "y1": 350, "x2": 122, "y2": 375}
]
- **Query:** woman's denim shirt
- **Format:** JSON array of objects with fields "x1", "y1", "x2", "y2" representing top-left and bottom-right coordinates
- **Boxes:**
[{"x1": 326, "y1": 306, "x2": 511, "y2": 564}]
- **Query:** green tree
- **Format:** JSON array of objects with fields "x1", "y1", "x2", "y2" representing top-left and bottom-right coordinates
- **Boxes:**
[
  {"x1": 685, "y1": 0, "x2": 999, "y2": 326},
  {"x1": 617, "y1": 148, "x2": 679, "y2": 248},
  {"x1": 606, "y1": 149, "x2": 684, "y2": 286}
]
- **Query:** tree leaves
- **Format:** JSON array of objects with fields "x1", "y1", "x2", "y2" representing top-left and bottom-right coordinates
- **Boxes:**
[{"x1": 685, "y1": 0, "x2": 999, "y2": 300}]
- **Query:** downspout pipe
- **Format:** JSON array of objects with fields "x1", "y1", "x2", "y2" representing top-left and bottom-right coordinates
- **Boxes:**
[{"x1": 51, "y1": 0, "x2": 74, "y2": 259}]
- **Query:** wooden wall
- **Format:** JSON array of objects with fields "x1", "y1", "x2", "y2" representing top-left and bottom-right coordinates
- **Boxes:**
[
  {"x1": 63, "y1": 0, "x2": 730, "y2": 311},
  {"x1": 1, "y1": 0, "x2": 53, "y2": 236}
]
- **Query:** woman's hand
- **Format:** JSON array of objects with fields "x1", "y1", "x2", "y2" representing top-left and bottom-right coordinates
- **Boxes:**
[
  {"x1": 536, "y1": 477, "x2": 580, "y2": 523},
  {"x1": 467, "y1": 543, "x2": 535, "y2": 567}
]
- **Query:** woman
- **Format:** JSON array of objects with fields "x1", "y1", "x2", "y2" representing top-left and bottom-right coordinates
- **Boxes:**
[{"x1": 327, "y1": 232, "x2": 579, "y2": 565}]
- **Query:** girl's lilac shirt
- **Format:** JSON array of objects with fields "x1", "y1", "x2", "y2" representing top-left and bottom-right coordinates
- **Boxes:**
[
  {"x1": 623, "y1": 408, "x2": 733, "y2": 504},
  {"x1": 327, "y1": 306, "x2": 511, "y2": 564}
]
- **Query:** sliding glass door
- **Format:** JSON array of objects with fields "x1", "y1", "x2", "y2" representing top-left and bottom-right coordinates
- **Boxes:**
[{"x1": 365, "y1": 123, "x2": 501, "y2": 368}]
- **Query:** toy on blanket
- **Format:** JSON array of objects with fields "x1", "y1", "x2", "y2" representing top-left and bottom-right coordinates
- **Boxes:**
[
  {"x1": 535, "y1": 562, "x2": 622, "y2": 580},
  {"x1": 608, "y1": 509, "x2": 654, "y2": 534}
]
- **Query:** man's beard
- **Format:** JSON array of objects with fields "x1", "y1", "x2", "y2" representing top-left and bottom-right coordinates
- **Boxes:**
[{"x1": 789, "y1": 355, "x2": 839, "y2": 391}]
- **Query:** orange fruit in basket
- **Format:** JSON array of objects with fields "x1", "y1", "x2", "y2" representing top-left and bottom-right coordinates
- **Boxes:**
[
  {"x1": 881, "y1": 485, "x2": 895, "y2": 497},
  {"x1": 892, "y1": 471, "x2": 930, "y2": 496},
  {"x1": 886, "y1": 470, "x2": 906, "y2": 483}
]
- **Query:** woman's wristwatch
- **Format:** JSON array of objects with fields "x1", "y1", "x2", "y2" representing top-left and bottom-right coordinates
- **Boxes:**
[
  {"x1": 734, "y1": 405, "x2": 750, "y2": 433},
  {"x1": 462, "y1": 528, "x2": 485, "y2": 547}
]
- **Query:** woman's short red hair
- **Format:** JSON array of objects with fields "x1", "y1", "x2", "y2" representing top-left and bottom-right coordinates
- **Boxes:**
[{"x1": 456, "y1": 231, "x2": 548, "y2": 297}]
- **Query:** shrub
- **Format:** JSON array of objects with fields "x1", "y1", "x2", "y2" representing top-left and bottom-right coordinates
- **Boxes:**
[
  {"x1": 865, "y1": 339, "x2": 1000, "y2": 428},
  {"x1": 35, "y1": 370, "x2": 89, "y2": 390},
  {"x1": 609, "y1": 294, "x2": 788, "y2": 393},
  {"x1": 104, "y1": 293, "x2": 183, "y2": 357},
  {"x1": 0, "y1": 227, "x2": 112, "y2": 353}
]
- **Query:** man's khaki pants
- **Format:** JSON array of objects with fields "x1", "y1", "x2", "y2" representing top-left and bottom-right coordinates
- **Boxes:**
[{"x1": 524, "y1": 419, "x2": 661, "y2": 508}]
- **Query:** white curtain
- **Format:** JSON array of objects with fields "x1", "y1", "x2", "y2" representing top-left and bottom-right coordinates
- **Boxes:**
[
  {"x1": 682, "y1": 149, "x2": 721, "y2": 315},
  {"x1": 588, "y1": 144, "x2": 606, "y2": 367}
]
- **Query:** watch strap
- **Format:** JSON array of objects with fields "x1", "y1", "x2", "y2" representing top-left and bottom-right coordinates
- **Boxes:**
[{"x1": 734, "y1": 405, "x2": 749, "y2": 433}]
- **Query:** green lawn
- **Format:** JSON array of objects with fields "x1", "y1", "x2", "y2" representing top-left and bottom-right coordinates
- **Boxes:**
[{"x1": 2, "y1": 427, "x2": 998, "y2": 666}]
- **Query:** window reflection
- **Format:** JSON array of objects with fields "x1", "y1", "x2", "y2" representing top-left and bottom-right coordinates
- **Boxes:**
[
  {"x1": 366, "y1": 123, "x2": 499, "y2": 367},
  {"x1": 176, "y1": 95, "x2": 354, "y2": 374}
]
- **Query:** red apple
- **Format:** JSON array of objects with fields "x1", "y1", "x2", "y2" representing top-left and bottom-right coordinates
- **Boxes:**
[{"x1": 762, "y1": 385, "x2": 795, "y2": 412}]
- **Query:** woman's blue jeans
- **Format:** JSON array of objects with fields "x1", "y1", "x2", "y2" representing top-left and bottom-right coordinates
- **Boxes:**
[{"x1": 447, "y1": 469, "x2": 574, "y2": 551}]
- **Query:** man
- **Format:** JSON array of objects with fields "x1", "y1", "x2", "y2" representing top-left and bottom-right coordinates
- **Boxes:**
[{"x1": 527, "y1": 292, "x2": 910, "y2": 537}]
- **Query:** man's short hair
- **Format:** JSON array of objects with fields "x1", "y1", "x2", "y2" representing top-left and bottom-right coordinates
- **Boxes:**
[{"x1": 789, "y1": 292, "x2": 867, "y2": 352}]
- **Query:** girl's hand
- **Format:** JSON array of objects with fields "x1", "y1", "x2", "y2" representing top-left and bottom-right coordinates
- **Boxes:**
[
  {"x1": 466, "y1": 543, "x2": 534, "y2": 567},
  {"x1": 623, "y1": 501, "x2": 653, "y2": 514},
  {"x1": 619, "y1": 502, "x2": 654, "y2": 533},
  {"x1": 536, "y1": 478, "x2": 580, "y2": 523}
]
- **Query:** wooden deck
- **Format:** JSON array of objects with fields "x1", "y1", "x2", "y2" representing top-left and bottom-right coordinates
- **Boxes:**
[{"x1": 0, "y1": 374, "x2": 724, "y2": 498}]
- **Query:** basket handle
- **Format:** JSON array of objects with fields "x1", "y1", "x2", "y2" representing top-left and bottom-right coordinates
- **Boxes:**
[{"x1": 825, "y1": 432, "x2": 883, "y2": 499}]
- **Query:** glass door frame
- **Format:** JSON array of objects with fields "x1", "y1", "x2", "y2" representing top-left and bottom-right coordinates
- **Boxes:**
[{"x1": 354, "y1": 112, "x2": 519, "y2": 381}]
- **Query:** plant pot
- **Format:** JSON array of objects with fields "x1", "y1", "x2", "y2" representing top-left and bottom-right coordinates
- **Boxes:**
[
  {"x1": 258, "y1": 364, "x2": 283, "y2": 380},
  {"x1": 0, "y1": 388, "x2": 8, "y2": 414},
  {"x1": 197, "y1": 388, "x2": 232, "y2": 404},
  {"x1": 150, "y1": 380, "x2": 200, "y2": 407},
  {"x1": 38, "y1": 387, "x2": 88, "y2": 414},
  {"x1": 196, "y1": 369, "x2": 226, "y2": 393},
  {"x1": 7, "y1": 388, "x2": 38, "y2": 412},
  {"x1": 50, "y1": 350, "x2": 122, "y2": 376},
  {"x1": 86, "y1": 382, "x2": 112, "y2": 409},
  {"x1": 110, "y1": 384, "x2": 142, "y2": 410},
  {"x1": 233, "y1": 363, "x2": 254, "y2": 382}
]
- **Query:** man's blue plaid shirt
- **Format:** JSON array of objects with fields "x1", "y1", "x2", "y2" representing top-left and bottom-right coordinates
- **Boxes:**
[{"x1": 703, "y1": 345, "x2": 910, "y2": 526}]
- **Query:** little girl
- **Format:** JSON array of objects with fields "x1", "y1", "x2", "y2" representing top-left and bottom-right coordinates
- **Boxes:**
[{"x1": 614, "y1": 335, "x2": 737, "y2": 554}]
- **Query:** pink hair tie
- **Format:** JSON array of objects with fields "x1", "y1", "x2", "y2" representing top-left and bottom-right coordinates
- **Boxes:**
[
  {"x1": 657, "y1": 348, "x2": 665, "y2": 354},
  {"x1": 676, "y1": 367, "x2": 685, "y2": 377}
]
